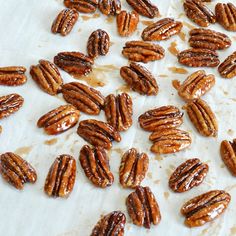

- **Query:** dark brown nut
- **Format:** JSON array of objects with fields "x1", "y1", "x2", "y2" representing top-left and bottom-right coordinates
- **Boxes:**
[
  {"x1": 30, "y1": 60, "x2": 63, "y2": 95},
  {"x1": 91, "y1": 211, "x2": 126, "y2": 236},
  {"x1": 98, "y1": 0, "x2": 121, "y2": 15},
  {"x1": 0, "y1": 66, "x2": 27, "y2": 86},
  {"x1": 37, "y1": 105, "x2": 80, "y2": 135},
  {"x1": 183, "y1": 0, "x2": 216, "y2": 27},
  {"x1": 181, "y1": 190, "x2": 231, "y2": 227},
  {"x1": 185, "y1": 98, "x2": 218, "y2": 137},
  {"x1": 64, "y1": 0, "x2": 98, "y2": 13},
  {"x1": 0, "y1": 152, "x2": 37, "y2": 190},
  {"x1": 44, "y1": 154, "x2": 76, "y2": 198},
  {"x1": 79, "y1": 145, "x2": 114, "y2": 188},
  {"x1": 218, "y1": 52, "x2": 236, "y2": 79},
  {"x1": 62, "y1": 82, "x2": 105, "y2": 115},
  {"x1": 126, "y1": 186, "x2": 161, "y2": 228},
  {"x1": 215, "y1": 3, "x2": 236, "y2": 31},
  {"x1": 138, "y1": 106, "x2": 183, "y2": 132},
  {"x1": 120, "y1": 63, "x2": 159, "y2": 95},
  {"x1": 77, "y1": 119, "x2": 121, "y2": 149},
  {"x1": 0, "y1": 94, "x2": 24, "y2": 120},
  {"x1": 104, "y1": 93, "x2": 133, "y2": 131},
  {"x1": 178, "y1": 48, "x2": 220, "y2": 67},
  {"x1": 122, "y1": 41, "x2": 165, "y2": 63}
]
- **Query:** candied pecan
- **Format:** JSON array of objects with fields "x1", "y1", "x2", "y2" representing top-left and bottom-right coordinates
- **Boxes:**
[
  {"x1": 64, "y1": 0, "x2": 98, "y2": 13},
  {"x1": 181, "y1": 190, "x2": 231, "y2": 227},
  {"x1": 98, "y1": 0, "x2": 121, "y2": 15},
  {"x1": 62, "y1": 82, "x2": 104, "y2": 115},
  {"x1": 77, "y1": 119, "x2": 121, "y2": 149},
  {"x1": 218, "y1": 52, "x2": 236, "y2": 79},
  {"x1": 120, "y1": 63, "x2": 158, "y2": 95},
  {"x1": 44, "y1": 154, "x2": 76, "y2": 198},
  {"x1": 37, "y1": 105, "x2": 80, "y2": 135},
  {"x1": 0, "y1": 152, "x2": 37, "y2": 190}
]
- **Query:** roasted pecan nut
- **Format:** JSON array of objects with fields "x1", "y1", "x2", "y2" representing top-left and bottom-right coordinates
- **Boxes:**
[
  {"x1": 64, "y1": 0, "x2": 98, "y2": 13},
  {"x1": 138, "y1": 106, "x2": 183, "y2": 132},
  {"x1": 91, "y1": 211, "x2": 126, "y2": 236},
  {"x1": 79, "y1": 145, "x2": 114, "y2": 187},
  {"x1": 122, "y1": 41, "x2": 165, "y2": 63},
  {"x1": 104, "y1": 93, "x2": 133, "y2": 131},
  {"x1": 120, "y1": 63, "x2": 159, "y2": 95},
  {"x1": 218, "y1": 52, "x2": 236, "y2": 79},
  {"x1": 62, "y1": 82, "x2": 105, "y2": 115},
  {"x1": 181, "y1": 190, "x2": 231, "y2": 227},
  {"x1": 37, "y1": 105, "x2": 80, "y2": 135},
  {"x1": 30, "y1": 60, "x2": 63, "y2": 95},
  {"x1": 126, "y1": 186, "x2": 161, "y2": 228},
  {"x1": 77, "y1": 119, "x2": 121, "y2": 149},
  {"x1": 0, "y1": 94, "x2": 24, "y2": 120},
  {"x1": 44, "y1": 154, "x2": 76, "y2": 198},
  {"x1": 98, "y1": 0, "x2": 121, "y2": 15},
  {"x1": 0, "y1": 66, "x2": 27, "y2": 86},
  {"x1": 185, "y1": 98, "x2": 218, "y2": 137},
  {"x1": 0, "y1": 152, "x2": 37, "y2": 190}
]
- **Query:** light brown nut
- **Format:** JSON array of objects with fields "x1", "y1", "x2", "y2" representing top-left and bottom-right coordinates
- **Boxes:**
[
  {"x1": 122, "y1": 41, "x2": 165, "y2": 63},
  {"x1": 218, "y1": 52, "x2": 236, "y2": 79},
  {"x1": 185, "y1": 98, "x2": 218, "y2": 137},
  {"x1": 44, "y1": 154, "x2": 76, "y2": 198},
  {"x1": 104, "y1": 93, "x2": 133, "y2": 131},
  {"x1": 30, "y1": 60, "x2": 63, "y2": 95},
  {"x1": 215, "y1": 3, "x2": 236, "y2": 31},
  {"x1": 64, "y1": 0, "x2": 98, "y2": 13},
  {"x1": 62, "y1": 82, "x2": 105, "y2": 115},
  {"x1": 120, "y1": 63, "x2": 159, "y2": 95},
  {"x1": 98, "y1": 0, "x2": 121, "y2": 15},
  {"x1": 138, "y1": 106, "x2": 183, "y2": 132},
  {"x1": 79, "y1": 145, "x2": 114, "y2": 188},
  {"x1": 169, "y1": 158, "x2": 209, "y2": 193},
  {"x1": 77, "y1": 119, "x2": 121, "y2": 149},
  {"x1": 0, "y1": 66, "x2": 27, "y2": 86},
  {"x1": 37, "y1": 105, "x2": 80, "y2": 135},
  {"x1": 181, "y1": 190, "x2": 231, "y2": 227},
  {"x1": 0, "y1": 152, "x2": 37, "y2": 190},
  {"x1": 126, "y1": 186, "x2": 161, "y2": 228},
  {"x1": 0, "y1": 94, "x2": 24, "y2": 120}
]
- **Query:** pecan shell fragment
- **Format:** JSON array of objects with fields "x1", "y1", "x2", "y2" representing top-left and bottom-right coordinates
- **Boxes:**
[
  {"x1": 64, "y1": 0, "x2": 98, "y2": 13},
  {"x1": 98, "y1": 0, "x2": 121, "y2": 15},
  {"x1": 218, "y1": 52, "x2": 236, "y2": 79}
]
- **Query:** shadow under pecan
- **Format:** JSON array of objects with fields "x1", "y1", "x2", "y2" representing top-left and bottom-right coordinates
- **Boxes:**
[
  {"x1": 218, "y1": 51, "x2": 236, "y2": 79},
  {"x1": 98, "y1": 0, "x2": 121, "y2": 15},
  {"x1": 0, "y1": 152, "x2": 37, "y2": 190},
  {"x1": 64, "y1": 0, "x2": 98, "y2": 13}
]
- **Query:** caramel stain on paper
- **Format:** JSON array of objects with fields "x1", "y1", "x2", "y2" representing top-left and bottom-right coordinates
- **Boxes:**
[
  {"x1": 141, "y1": 20, "x2": 155, "y2": 26},
  {"x1": 155, "y1": 155, "x2": 163, "y2": 161},
  {"x1": 147, "y1": 172, "x2": 153, "y2": 179},
  {"x1": 78, "y1": 28, "x2": 82, "y2": 33},
  {"x1": 110, "y1": 42, "x2": 115, "y2": 47},
  {"x1": 158, "y1": 74, "x2": 168, "y2": 78},
  {"x1": 228, "y1": 129, "x2": 234, "y2": 136},
  {"x1": 172, "y1": 80, "x2": 181, "y2": 90},
  {"x1": 112, "y1": 148, "x2": 123, "y2": 156},
  {"x1": 220, "y1": 163, "x2": 225, "y2": 168},
  {"x1": 15, "y1": 146, "x2": 33, "y2": 155},
  {"x1": 168, "y1": 41, "x2": 179, "y2": 56},
  {"x1": 183, "y1": 21, "x2": 195, "y2": 30},
  {"x1": 81, "y1": 13, "x2": 100, "y2": 21},
  {"x1": 106, "y1": 16, "x2": 115, "y2": 24},
  {"x1": 44, "y1": 138, "x2": 58, "y2": 146},
  {"x1": 178, "y1": 13, "x2": 185, "y2": 18},
  {"x1": 164, "y1": 192, "x2": 170, "y2": 199},
  {"x1": 178, "y1": 31, "x2": 186, "y2": 41},
  {"x1": 65, "y1": 132, "x2": 73, "y2": 140},
  {"x1": 117, "y1": 84, "x2": 131, "y2": 93},
  {"x1": 230, "y1": 226, "x2": 236, "y2": 235},
  {"x1": 168, "y1": 67, "x2": 188, "y2": 74},
  {"x1": 154, "y1": 179, "x2": 161, "y2": 184},
  {"x1": 0, "y1": 125, "x2": 2, "y2": 134}
]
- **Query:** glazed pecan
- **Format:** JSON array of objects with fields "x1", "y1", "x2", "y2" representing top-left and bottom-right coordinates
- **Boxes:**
[
  {"x1": 98, "y1": 0, "x2": 121, "y2": 15},
  {"x1": 126, "y1": 186, "x2": 161, "y2": 228},
  {"x1": 104, "y1": 93, "x2": 133, "y2": 131},
  {"x1": 218, "y1": 52, "x2": 236, "y2": 79},
  {"x1": 0, "y1": 66, "x2": 27, "y2": 86},
  {"x1": 142, "y1": 18, "x2": 183, "y2": 41},
  {"x1": 44, "y1": 154, "x2": 76, "y2": 198},
  {"x1": 64, "y1": 0, "x2": 98, "y2": 13},
  {"x1": 30, "y1": 60, "x2": 63, "y2": 95},
  {"x1": 0, "y1": 94, "x2": 24, "y2": 120},
  {"x1": 77, "y1": 119, "x2": 121, "y2": 149},
  {"x1": 181, "y1": 190, "x2": 231, "y2": 227},
  {"x1": 62, "y1": 82, "x2": 105, "y2": 115},
  {"x1": 91, "y1": 211, "x2": 126, "y2": 236},
  {"x1": 79, "y1": 145, "x2": 114, "y2": 187},
  {"x1": 122, "y1": 41, "x2": 165, "y2": 63},
  {"x1": 185, "y1": 99, "x2": 218, "y2": 137},
  {"x1": 183, "y1": 0, "x2": 216, "y2": 27},
  {"x1": 37, "y1": 105, "x2": 80, "y2": 135},
  {"x1": 0, "y1": 152, "x2": 37, "y2": 190},
  {"x1": 138, "y1": 106, "x2": 183, "y2": 132},
  {"x1": 120, "y1": 63, "x2": 158, "y2": 95}
]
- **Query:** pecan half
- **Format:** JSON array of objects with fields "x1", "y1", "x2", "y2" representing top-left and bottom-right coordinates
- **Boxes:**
[
  {"x1": 64, "y1": 0, "x2": 98, "y2": 13},
  {"x1": 0, "y1": 66, "x2": 27, "y2": 86},
  {"x1": 62, "y1": 82, "x2": 104, "y2": 115},
  {"x1": 30, "y1": 60, "x2": 63, "y2": 95},
  {"x1": 120, "y1": 63, "x2": 158, "y2": 95},
  {"x1": 178, "y1": 48, "x2": 220, "y2": 67},
  {"x1": 44, "y1": 154, "x2": 76, "y2": 198},
  {"x1": 104, "y1": 93, "x2": 133, "y2": 131},
  {"x1": 98, "y1": 0, "x2": 121, "y2": 15},
  {"x1": 77, "y1": 119, "x2": 121, "y2": 149},
  {"x1": 185, "y1": 98, "x2": 218, "y2": 137},
  {"x1": 218, "y1": 52, "x2": 236, "y2": 79},
  {"x1": 126, "y1": 186, "x2": 161, "y2": 228},
  {"x1": 122, "y1": 41, "x2": 165, "y2": 63},
  {"x1": 37, "y1": 105, "x2": 80, "y2": 135},
  {"x1": 79, "y1": 145, "x2": 114, "y2": 188},
  {"x1": 142, "y1": 18, "x2": 183, "y2": 41},
  {"x1": 91, "y1": 211, "x2": 126, "y2": 236},
  {"x1": 181, "y1": 190, "x2": 231, "y2": 227},
  {"x1": 0, "y1": 152, "x2": 37, "y2": 190}
]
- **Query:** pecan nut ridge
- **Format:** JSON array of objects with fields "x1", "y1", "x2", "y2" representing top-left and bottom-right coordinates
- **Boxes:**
[
  {"x1": 64, "y1": 0, "x2": 99, "y2": 13},
  {"x1": 98, "y1": 0, "x2": 121, "y2": 15},
  {"x1": 218, "y1": 51, "x2": 236, "y2": 79}
]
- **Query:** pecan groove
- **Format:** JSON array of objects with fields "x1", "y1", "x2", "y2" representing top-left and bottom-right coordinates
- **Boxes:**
[
  {"x1": 218, "y1": 52, "x2": 236, "y2": 79},
  {"x1": 98, "y1": 0, "x2": 121, "y2": 15},
  {"x1": 64, "y1": 0, "x2": 98, "y2": 13}
]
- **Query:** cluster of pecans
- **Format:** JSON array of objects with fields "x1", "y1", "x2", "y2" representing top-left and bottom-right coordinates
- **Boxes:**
[{"x1": 0, "y1": 0, "x2": 236, "y2": 234}]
